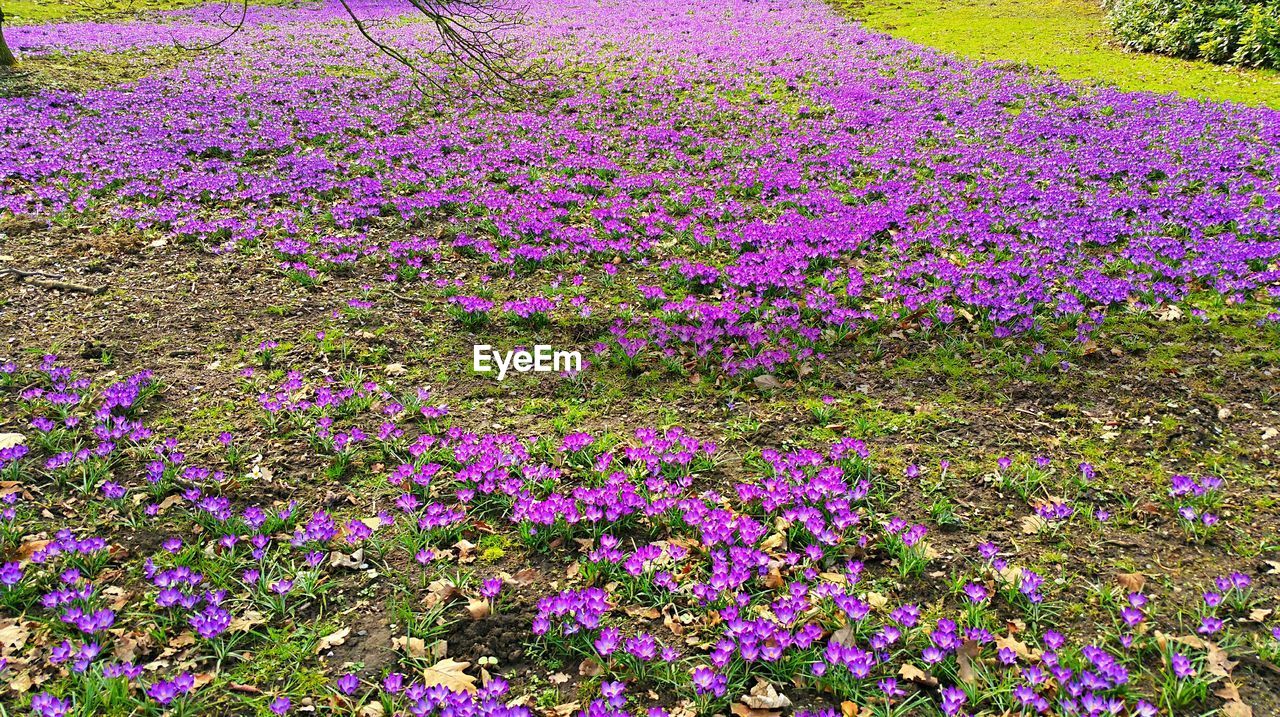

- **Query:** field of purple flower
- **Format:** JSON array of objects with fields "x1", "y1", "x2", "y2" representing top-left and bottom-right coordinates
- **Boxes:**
[{"x1": 2, "y1": 0, "x2": 1280, "y2": 716}]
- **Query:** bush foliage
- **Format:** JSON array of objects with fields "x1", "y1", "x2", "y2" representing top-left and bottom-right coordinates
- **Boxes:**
[{"x1": 1106, "y1": 0, "x2": 1280, "y2": 68}]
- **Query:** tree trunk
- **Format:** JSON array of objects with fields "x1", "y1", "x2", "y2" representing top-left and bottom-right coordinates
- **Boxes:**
[{"x1": 0, "y1": 7, "x2": 17, "y2": 69}]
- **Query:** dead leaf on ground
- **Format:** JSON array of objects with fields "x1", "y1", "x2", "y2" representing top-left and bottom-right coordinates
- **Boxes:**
[
  {"x1": 229, "y1": 683, "x2": 264, "y2": 695},
  {"x1": 1205, "y1": 641, "x2": 1237, "y2": 678},
  {"x1": 15, "y1": 539, "x2": 51, "y2": 563},
  {"x1": 454, "y1": 539, "x2": 476, "y2": 563},
  {"x1": 1156, "y1": 633, "x2": 1237, "y2": 678},
  {"x1": 329, "y1": 549, "x2": 364, "y2": 569},
  {"x1": 741, "y1": 679, "x2": 791, "y2": 710},
  {"x1": 1115, "y1": 572, "x2": 1146, "y2": 593},
  {"x1": 0, "y1": 620, "x2": 32, "y2": 654},
  {"x1": 508, "y1": 567, "x2": 538, "y2": 586},
  {"x1": 995, "y1": 634, "x2": 1042, "y2": 662},
  {"x1": 624, "y1": 605, "x2": 660, "y2": 620},
  {"x1": 763, "y1": 566, "x2": 785, "y2": 589},
  {"x1": 957, "y1": 639, "x2": 980, "y2": 684},
  {"x1": 110, "y1": 631, "x2": 148, "y2": 662},
  {"x1": 753, "y1": 374, "x2": 782, "y2": 391},
  {"x1": 1215, "y1": 682, "x2": 1242, "y2": 702},
  {"x1": 466, "y1": 599, "x2": 491, "y2": 620},
  {"x1": 1020, "y1": 515, "x2": 1048, "y2": 534},
  {"x1": 9, "y1": 670, "x2": 34, "y2": 693},
  {"x1": 550, "y1": 702, "x2": 580, "y2": 717},
  {"x1": 731, "y1": 704, "x2": 779, "y2": 717},
  {"x1": 840, "y1": 701, "x2": 860, "y2": 717},
  {"x1": 830, "y1": 625, "x2": 856, "y2": 647},
  {"x1": 316, "y1": 627, "x2": 351, "y2": 653},
  {"x1": 393, "y1": 636, "x2": 428, "y2": 658},
  {"x1": 228, "y1": 610, "x2": 265, "y2": 633},
  {"x1": 1219, "y1": 695, "x2": 1253, "y2": 717},
  {"x1": 422, "y1": 658, "x2": 476, "y2": 693},
  {"x1": 424, "y1": 580, "x2": 461, "y2": 609},
  {"x1": 898, "y1": 663, "x2": 937, "y2": 687}
]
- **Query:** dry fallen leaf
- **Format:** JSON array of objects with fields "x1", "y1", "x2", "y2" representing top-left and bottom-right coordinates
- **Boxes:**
[
  {"x1": 0, "y1": 620, "x2": 32, "y2": 655},
  {"x1": 8, "y1": 670, "x2": 33, "y2": 693},
  {"x1": 579, "y1": 658, "x2": 604, "y2": 676},
  {"x1": 840, "y1": 701, "x2": 860, "y2": 717},
  {"x1": 508, "y1": 567, "x2": 539, "y2": 586},
  {"x1": 995, "y1": 634, "x2": 1042, "y2": 662},
  {"x1": 191, "y1": 673, "x2": 216, "y2": 689},
  {"x1": 422, "y1": 658, "x2": 476, "y2": 693},
  {"x1": 329, "y1": 549, "x2": 365, "y2": 570},
  {"x1": 741, "y1": 679, "x2": 791, "y2": 710},
  {"x1": 392, "y1": 636, "x2": 428, "y2": 658},
  {"x1": 228, "y1": 611, "x2": 266, "y2": 633},
  {"x1": 624, "y1": 605, "x2": 660, "y2": 620},
  {"x1": 731, "y1": 704, "x2": 779, "y2": 717},
  {"x1": 1115, "y1": 572, "x2": 1146, "y2": 593},
  {"x1": 111, "y1": 631, "x2": 147, "y2": 662},
  {"x1": 1220, "y1": 704, "x2": 1252, "y2": 717},
  {"x1": 316, "y1": 627, "x2": 351, "y2": 653},
  {"x1": 898, "y1": 663, "x2": 937, "y2": 687},
  {"x1": 229, "y1": 683, "x2": 264, "y2": 695},
  {"x1": 1020, "y1": 515, "x2": 1048, "y2": 534},
  {"x1": 763, "y1": 566, "x2": 785, "y2": 589},
  {"x1": 551, "y1": 702, "x2": 580, "y2": 717},
  {"x1": 957, "y1": 639, "x2": 980, "y2": 684},
  {"x1": 15, "y1": 539, "x2": 51, "y2": 563},
  {"x1": 830, "y1": 625, "x2": 856, "y2": 647},
  {"x1": 1215, "y1": 682, "x2": 1243, "y2": 702},
  {"x1": 466, "y1": 598, "x2": 491, "y2": 620},
  {"x1": 423, "y1": 580, "x2": 461, "y2": 609},
  {"x1": 1205, "y1": 641, "x2": 1237, "y2": 678},
  {"x1": 454, "y1": 539, "x2": 477, "y2": 563},
  {"x1": 753, "y1": 374, "x2": 782, "y2": 391}
]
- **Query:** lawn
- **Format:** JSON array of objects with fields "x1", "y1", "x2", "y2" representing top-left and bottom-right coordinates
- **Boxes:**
[
  {"x1": 1, "y1": 0, "x2": 292, "y2": 23},
  {"x1": 840, "y1": 0, "x2": 1280, "y2": 107}
]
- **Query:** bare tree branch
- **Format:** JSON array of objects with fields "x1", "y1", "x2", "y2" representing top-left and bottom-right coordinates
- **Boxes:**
[
  {"x1": 166, "y1": 0, "x2": 532, "y2": 101},
  {"x1": 173, "y1": 0, "x2": 251, "y2": 51}
]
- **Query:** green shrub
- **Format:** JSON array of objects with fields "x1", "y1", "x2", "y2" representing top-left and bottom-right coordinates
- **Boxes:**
[{"x1": 1105, "y1": 0, "x2": 1280, "y2": 68}]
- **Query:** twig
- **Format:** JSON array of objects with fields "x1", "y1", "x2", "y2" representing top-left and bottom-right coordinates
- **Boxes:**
[
  {"x1": 1, "y1": 268, "x2": 106, "y2": 294},
  {"x1": 386, "y1": 289, "x2": 428, "y2": 305},
  {"x1": 25, "y1": 278, "x2": 107, "y2": 295},
  {"x1": 0, "y1": 267, "x2": 63, "y2": 280},
  {"x1": 173, "y1": 0, "x2": 249, "y2": 51}
]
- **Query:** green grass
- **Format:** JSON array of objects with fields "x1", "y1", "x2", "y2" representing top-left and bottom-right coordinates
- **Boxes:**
[
  {"x1": 1, "y1": 0, "x2": 294, "y2": 23},
  {"x1": 836, "y1": 0, "x2": 1280, "y2": 107}
]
